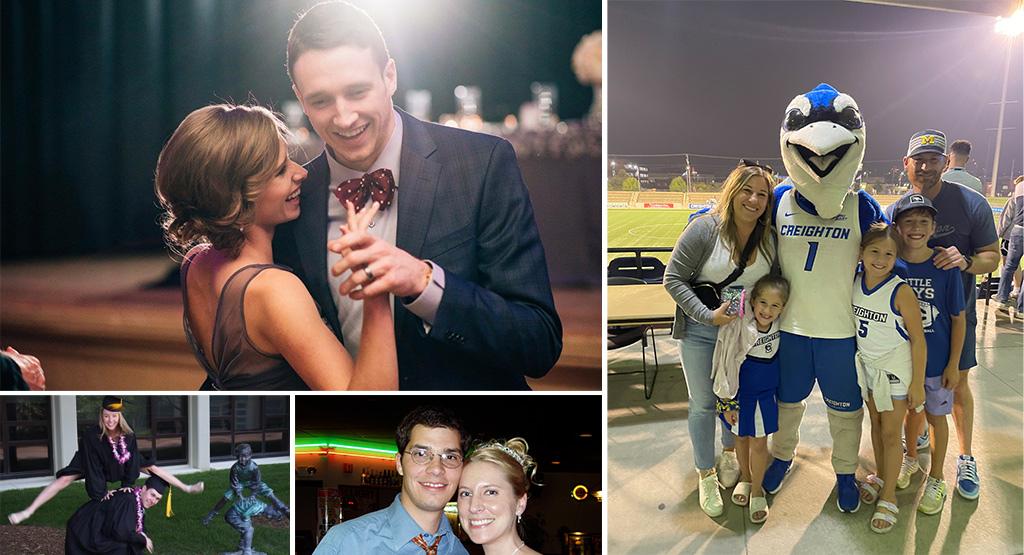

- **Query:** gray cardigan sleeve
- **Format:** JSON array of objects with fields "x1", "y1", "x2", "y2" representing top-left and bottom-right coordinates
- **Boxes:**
[{"x1": 664, "y1": 215, "x2": 720, "y2": 332}]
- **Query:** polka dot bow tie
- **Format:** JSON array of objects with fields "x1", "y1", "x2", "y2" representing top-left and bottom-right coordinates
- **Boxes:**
[
  {"x1": 333, "y1": 168, "x2": 396, "y2": 212},
  {"x1": 411, "y1": 534, "x2": 441, "y2": 554}
]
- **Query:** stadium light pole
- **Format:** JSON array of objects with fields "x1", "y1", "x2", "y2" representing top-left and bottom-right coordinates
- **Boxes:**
[{"x1": 990, "y1": 7, "x2": 1023, "y2": 195}]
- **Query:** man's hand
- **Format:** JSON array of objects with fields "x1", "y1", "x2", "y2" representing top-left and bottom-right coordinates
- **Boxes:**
[
  {"x1": 5, "y1": 347, "x2": 44, "y2": 390},
  {"x1": 201, "y1": 511, "x2": 217, "y2": 526},
  {"x1": 932, "y1": 246, "x2": 968, "y2": 271},
  {"x1": 103, "y1": 489, "x2": 117, "y2": 501},
  {"x1": 142, "y1": 533, "x2": 153, "y2": 554},
  {"x1": 724, "y1": 410, "x2": 739, "y2": 426}
]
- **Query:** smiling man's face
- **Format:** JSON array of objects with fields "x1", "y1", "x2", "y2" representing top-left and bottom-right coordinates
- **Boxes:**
[
  {"x1": 396, "y1": 425, "x2": 462, "y2": 524},
  {"x1": 291, "y1": 45, "x2": 397, "y2": 172}
]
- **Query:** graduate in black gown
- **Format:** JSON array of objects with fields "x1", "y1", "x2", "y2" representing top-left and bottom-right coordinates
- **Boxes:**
[
  {"x1": 65, "y1": 475, "x2": 167, "y2": 554},
  {"x1": 7, "y1": 396, "x2": 204, "y2": 525}
]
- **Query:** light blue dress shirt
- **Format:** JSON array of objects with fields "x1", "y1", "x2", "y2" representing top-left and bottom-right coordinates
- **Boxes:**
[{"x1": 312, "y1": 493, "x2": 469, "y2": 555}]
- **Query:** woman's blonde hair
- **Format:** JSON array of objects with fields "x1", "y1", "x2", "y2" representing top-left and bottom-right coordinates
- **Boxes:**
[
  {"x1": 97, "y1": 410, "x2": 134, "y2": 439},
  {"x1": 713, "y1": 163, "x2": 776, "y2": 264},
  {"x1": 155, "y1": 103, "x2": 291, "y2": 258},
  {"x1": 466, "y1": 437, "x2": 539, "y2": 497}
]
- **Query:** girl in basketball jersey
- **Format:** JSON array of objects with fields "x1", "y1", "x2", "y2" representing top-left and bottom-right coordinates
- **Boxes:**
[
  {"x1": 851, "y1": 223, "x2": 926, "y2": 534},
  {"x1": 714, "y1": 274, "x2": 789, "y2": 524}
]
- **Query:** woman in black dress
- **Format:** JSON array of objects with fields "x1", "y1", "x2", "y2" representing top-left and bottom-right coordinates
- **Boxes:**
[{"x1": 7, "y1": 396, "x2": 204, "y2": 525}]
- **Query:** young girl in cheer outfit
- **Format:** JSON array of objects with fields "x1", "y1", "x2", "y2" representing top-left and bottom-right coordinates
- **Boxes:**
[
  {"x1": 713, "y1": 274, "x2": 789, "y2": 524},
  {"x1": 852, "y1": 223, "x2": 927, "y2": 534}
]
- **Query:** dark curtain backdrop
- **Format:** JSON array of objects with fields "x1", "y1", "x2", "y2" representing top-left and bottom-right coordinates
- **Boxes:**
[{"x1": 1, "y1": 0, "x2": 600, "y2": 259}]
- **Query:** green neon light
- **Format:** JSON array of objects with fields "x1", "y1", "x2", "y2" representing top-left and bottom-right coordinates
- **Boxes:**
[{"x1": 295, "y1": 436, "x2": 397, "y2": 456}]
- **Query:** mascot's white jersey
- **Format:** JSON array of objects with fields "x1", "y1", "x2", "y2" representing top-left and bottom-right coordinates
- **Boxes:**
[
  {"x1": 775, "y1": 186, "x2": 863, "y2": 338},
  {"x1": 851, "y1": 273, "x2": 911, "y2": 360}
]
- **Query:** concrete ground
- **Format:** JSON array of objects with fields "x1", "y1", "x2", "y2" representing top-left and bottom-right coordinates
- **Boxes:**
[{"x1": 608, "y1": 302, "x2": 1023, "y2": 555}]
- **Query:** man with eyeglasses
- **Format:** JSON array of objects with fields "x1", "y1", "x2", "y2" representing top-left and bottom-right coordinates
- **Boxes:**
[{"x1": 314, "y1": 406, "x2": 470, "y2": 554}]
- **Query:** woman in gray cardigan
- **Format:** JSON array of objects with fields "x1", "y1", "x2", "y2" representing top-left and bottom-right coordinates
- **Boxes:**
[{"x1": 663, "y1": 163, "x2": 778, "y2": 517}]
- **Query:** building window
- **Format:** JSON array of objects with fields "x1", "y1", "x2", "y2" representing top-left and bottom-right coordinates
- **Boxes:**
[
  {"x1": 76, "y1": 396, "x2": 188, "y2": 466},
  {"x1": 1, "y1": 396, "x2": 53, "y2": 479},
  {"x1": 210, "y1": 396, "x2": 289, "y2": 461}
]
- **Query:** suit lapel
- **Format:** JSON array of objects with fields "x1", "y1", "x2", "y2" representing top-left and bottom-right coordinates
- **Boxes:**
[
  {"x1": 396, "y1": 110, "x2": 441, "y2": 258},
  {"x1": 296, "y1": 152, "x2": 332, "y2": 305}
]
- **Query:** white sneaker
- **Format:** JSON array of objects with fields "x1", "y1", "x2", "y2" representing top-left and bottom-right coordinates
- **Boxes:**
[
  {"x1": 697, "y1": 469, "x2": 724, "y2": 517},
  {"x1": 717, "y1": 451, "x2": 740, "y2": 488},
  {"x1": 896, "y1": 456, "x2": 921, "y2": 489},
  {"x1": 918, "y1": 476, "x2": 947, "y2": 515}
]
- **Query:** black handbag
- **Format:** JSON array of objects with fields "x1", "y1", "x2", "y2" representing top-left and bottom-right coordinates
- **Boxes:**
[{"x1": 689, "y1": 222, "x2": 763, "y2": 311}]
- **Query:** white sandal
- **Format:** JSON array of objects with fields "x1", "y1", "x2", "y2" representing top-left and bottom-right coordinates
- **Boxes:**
[
  {"x1": 870, "y1": 500, "x2": 899, "y2": 534},
  {"x1": 749, "y1": 496, "x2": 769, "y2": 524},
  {"x1": 860, "y1": 474, "x2": 884, "y2": 505},
  {"x1": 732, "y1": 482, "x2": 751, "y2": 506}
]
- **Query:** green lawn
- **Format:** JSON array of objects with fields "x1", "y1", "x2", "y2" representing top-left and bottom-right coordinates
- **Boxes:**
[
  {"x1": 0, "y1": 463, "x2": 289, "y2": 554},
  {"x1": 607, "y1": 208, "x2": 696, "y2": 264}
]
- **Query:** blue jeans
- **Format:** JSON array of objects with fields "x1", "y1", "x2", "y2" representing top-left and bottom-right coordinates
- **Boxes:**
[
  {"x1": 997, "y1": 227, "x2": 1023, "y2": 308},
  {"x1": 679, "y1": 317, "x2": 735, "y2": 471}
]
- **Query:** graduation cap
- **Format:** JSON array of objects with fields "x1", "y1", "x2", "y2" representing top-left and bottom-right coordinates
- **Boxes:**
[
  {"x1": 144, "y1": 475, "x2": 175, "y2": 517},
  {"x1": 101, "y1": 396, "x2": 124, "y2": 412},
  {"x1": 144, "y1": 475, "x2": 168, "y2": 494}
]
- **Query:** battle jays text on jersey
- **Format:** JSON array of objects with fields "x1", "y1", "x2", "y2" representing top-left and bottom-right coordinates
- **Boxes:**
[
  {"x1": 778, "y1": 224, "x2": 851, "y2": 239},
  {"x1": 904, "y1": 277, "x2": 935, "y2": 300}
]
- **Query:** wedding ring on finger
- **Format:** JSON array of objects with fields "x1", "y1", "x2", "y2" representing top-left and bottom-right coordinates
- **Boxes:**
[{"x1": 364, "y1": 266, "x2": 375, "y2": 281}]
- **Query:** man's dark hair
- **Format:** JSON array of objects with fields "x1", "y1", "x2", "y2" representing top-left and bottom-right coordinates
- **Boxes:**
[
  {"x1": 949, "y1": 140, "x2": 972, "y2": 157},
  {"x1": 396, "y1": 406, "x2": 469, "y2": 455},
  {"x1": 286, "y1": 1, "x2": 390, "y2": 83}
]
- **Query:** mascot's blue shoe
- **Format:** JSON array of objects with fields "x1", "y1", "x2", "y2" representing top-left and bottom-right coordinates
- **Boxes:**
[
  {"x1": 836, "y1": 474, "x2": 861, "y2": 513},
  {"x1": 762, "y1": 458, "x2": 793, "y2": 494}
]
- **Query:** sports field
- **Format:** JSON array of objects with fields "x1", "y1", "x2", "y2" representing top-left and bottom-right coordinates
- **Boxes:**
[{"x1": 607, "y1": 208, "x2": 695, "y2": 263}]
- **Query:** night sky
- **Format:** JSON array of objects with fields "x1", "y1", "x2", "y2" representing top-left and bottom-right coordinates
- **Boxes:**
[{"x1": 608, "y1": 0, "x2": 1023, "y2": 182}]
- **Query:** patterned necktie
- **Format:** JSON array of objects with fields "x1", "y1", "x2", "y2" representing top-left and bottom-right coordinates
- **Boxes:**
[
  {"x1": 333, "y1": 168, "x2": 396, "y2": 212},
  {"x1": 411, "y1": 534, "x2": 441, "y2": 555}
]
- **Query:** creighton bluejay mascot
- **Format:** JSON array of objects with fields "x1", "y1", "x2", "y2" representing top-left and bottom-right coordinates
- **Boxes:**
[{"x1": 763, "y1": 83, "x2": 886, "y2": 513}]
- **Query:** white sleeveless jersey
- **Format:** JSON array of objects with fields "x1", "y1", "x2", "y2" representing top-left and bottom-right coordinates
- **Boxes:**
[
  {"x1": 775, "y1": 188, "x2": 862, "y2": 338},
  {"x1": 852, "y1": 273, "x2": 911, "y2": 360},
  {"x1": 747, "y1": 320, "x2": 781, "y2": 360}
]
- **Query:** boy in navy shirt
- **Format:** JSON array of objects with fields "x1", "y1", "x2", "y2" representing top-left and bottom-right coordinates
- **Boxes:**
[{"x1": 891, "y1": 194, "x2": 965, "y2": 515}]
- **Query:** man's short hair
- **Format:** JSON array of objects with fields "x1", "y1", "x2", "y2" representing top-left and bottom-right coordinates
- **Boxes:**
[
  {"x1": 395, "y1": 406, "x2": 469, "y2": 455},
  {"x1": 286, "y1": 1, "x2": 390, "y2": 82},
  {"x1": 949, "y1": 140, "x2": 972, "y2": 157}
]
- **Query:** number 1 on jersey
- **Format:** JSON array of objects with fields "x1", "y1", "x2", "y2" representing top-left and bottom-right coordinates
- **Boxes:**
[{"x1": 803, "y1": 241, "x2": 819, "y2": 272}]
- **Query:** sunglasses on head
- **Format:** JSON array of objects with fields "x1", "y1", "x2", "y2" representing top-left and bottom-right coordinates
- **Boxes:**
[{"x1": 738, "y1": 159, "x2": 773, "y2": 174}]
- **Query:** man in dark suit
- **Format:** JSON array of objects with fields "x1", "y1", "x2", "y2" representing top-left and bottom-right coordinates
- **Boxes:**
[{"x1": 273, "y1": 1, "x2": 562, "y2": 390}]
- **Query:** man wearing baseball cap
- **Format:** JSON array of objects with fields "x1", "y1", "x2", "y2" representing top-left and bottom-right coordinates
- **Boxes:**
[{"x1": 885, "y1": 129, "x2": 999, "y2": 501}]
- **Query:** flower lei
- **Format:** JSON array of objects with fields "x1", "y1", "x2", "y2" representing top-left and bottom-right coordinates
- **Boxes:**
[
  {"x1": 132, "y1": 487, "x2": 144, "y2": 533},
  {"x1": 109, "y1": 435, "x2": 131, "y2": 465}
]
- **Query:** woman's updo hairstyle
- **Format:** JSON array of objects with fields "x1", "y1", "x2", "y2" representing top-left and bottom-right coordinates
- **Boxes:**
[
  {"x1": 466, "y1": 437, "x2": 539, "y2": 497},
  {"x1": 155, "y1": 103, "x2": 290, "y2": 258}
]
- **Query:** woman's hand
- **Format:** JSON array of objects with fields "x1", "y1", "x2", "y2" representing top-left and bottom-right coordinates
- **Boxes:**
[
  {"x1": 142, "y1": 533, "x2": 154, "y2": 553},
  {"x1": 103, "y1": 489, "x2": 116, "y2": 501},
  {"x1": 907, "y1": 382, "x2": 926, "y2": 413},
  {"x1": 328, "y1": 201, "x2": 381, "y2": 259},
  {"x1": 710, "y1": 301, "x2": 739, "y2": 326},
  {"x1": 724, "y1": 410, "x2": 739, "y2": 426}
]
